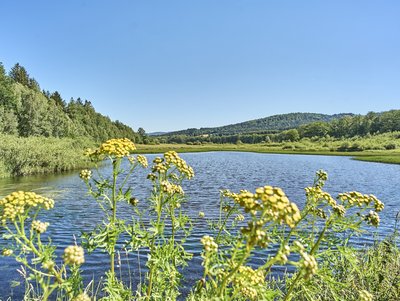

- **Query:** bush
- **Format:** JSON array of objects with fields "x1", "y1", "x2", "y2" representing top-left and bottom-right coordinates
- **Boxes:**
[{"x1": 384, "y1": 143, "x2": 397, "y2": 150}]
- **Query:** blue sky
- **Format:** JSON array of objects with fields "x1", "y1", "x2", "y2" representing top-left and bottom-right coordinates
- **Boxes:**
[{"x1": 0, "y1": 1, "x2": 399, "y2": 132}]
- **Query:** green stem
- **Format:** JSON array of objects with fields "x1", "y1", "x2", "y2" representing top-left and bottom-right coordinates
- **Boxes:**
[
  {"x1": 284, "y1": 218, "x2": 331, "y2": 301},
  {"x1": 110, "y1": 158, "x2": 120, "y2": 276},
  {"x1": 310, "y1": 219, "x2": 331, "y2": 255},
  {"x1": 283, "y1": 272, "x2": 301, "y2": 301},
  {"x1": 146, "y1": 188, "x2": 163, "y2": 300}
]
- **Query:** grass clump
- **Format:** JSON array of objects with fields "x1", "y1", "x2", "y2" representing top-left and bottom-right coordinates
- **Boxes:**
[{"x1": 0, "y1": 134, "x2": 95, "y2": 178}]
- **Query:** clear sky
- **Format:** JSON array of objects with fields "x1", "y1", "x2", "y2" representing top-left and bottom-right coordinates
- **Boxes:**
[{"x1": 0, "y1": 1, "x2": 399, "y2": 132}]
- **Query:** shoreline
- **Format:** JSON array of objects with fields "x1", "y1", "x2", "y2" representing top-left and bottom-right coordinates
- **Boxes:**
[
  {"x1": 1, "y1": 144, "x2": 398, "y2": 180},
  {"x1": 135, "y1": 143, "x2": 400, "y2": 165}
]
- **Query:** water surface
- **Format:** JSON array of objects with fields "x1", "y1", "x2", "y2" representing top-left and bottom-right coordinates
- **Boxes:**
[{"x1": 1, "y1": 152, "x2": 399, "y2": 299}]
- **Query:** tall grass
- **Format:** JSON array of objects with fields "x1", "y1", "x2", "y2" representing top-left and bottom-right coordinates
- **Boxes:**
[{"x1": 0, "y1": 134, "x2": 95, "y2": 177}]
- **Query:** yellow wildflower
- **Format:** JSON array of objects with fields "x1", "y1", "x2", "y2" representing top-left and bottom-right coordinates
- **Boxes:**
[
  {"x1": 63, "y1": 245, "x2": 85, "y2": 265},
  {"x1": 0, "y1": 191, "x2": 54, "y2": 224}
]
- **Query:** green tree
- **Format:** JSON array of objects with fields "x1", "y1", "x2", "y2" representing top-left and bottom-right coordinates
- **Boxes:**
[
  {"x1": 9, "y1": 63, "x2": 30, "y2": 86},
  {"x1": 299, "y1": 122, "x2": 330, "y2": 138}
]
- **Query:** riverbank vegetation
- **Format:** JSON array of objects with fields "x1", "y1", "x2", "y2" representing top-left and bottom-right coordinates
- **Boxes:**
[
  {"x1": 0, "y1": 62, "x2": 145, "y2": 177},
  {"x1": 135, "y1": 132, "x2": 400, "y2": 164},
  {"x1": 0, "y1": 134, "x2": 95, "y2": 177},
  {"x1": 1, "y1": 138, "x2": 398, "y2": 300}
]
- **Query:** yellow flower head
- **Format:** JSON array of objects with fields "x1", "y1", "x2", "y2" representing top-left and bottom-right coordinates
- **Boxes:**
[
  {"x1": 0, "y1": 191, "x2": 55, "y2": 224},
  {"x1": 2, "y1": 249, "x2": 13, "y2": 256},
  {"x1": 79, "y1": 169, "x2": 92, "y2": 181},
  {"x1": 164, "y1": 151, "x2": 194, "y2": 179},
  {"x1": 201, "y1": 235, "x2": 218, "y2": 252},
  {"x1": 32, "y1": 220, "x2": 49, "y2": 234},
  {"x1": 63, "y1": 245, "x2": 85, "y2": 265},
  {"x1": 86, "y1": 138, "x2": 136, "y2": 159},
  {"x1": 231, "y1": 186, "x2": 301, "y2": 228},
  {"x1": 299, "y1": 250, "x2": 318, "y2": 279},
  {"x1": 136, "y1": 155, "x2": 148, "y2": 168},
  {"x1": 359, "y1": 290, "x2": 373, "y2": 301},
  {"x1": 72, "y1": 292, "x2": 91, "y2": 301}
]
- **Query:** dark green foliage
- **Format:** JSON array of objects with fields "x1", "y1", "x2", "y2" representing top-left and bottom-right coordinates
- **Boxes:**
[
  {"x1": 0, "y1": 62, "x2": 140, "y2": 142},
  {"x1": 9, "y1": 63, "x2": 30, "y2": 86},
  {"x1": 166, "y1": 112, "x2": 350, "y2": 136},
  {"x1": 159, "y1": 110, "x2": 400, "y2": 145}
]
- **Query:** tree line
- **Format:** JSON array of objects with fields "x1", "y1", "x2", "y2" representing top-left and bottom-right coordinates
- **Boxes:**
[
  {"x1": 159, "y1": 110, "x2": 400, "y2": 145},
  {"x1": 0, "y1": 62, "x2": 145, "y2": 143}
]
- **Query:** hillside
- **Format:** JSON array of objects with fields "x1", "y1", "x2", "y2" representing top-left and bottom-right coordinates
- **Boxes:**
[{"x1": 164, "y1": 112, "x2": 352, "y2": 136}]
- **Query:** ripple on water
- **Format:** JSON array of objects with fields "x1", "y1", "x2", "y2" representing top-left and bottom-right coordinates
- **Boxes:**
[{"x1": 1, "y1": 152, "x2": 399, "y2": 299}]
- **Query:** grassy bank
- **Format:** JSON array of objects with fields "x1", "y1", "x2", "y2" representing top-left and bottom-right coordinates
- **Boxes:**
[
  {"x1": 0, "y1": 134, "x2": 95, "y2": 178},
  {"x1": 136, "y1": 143, "x2": 400, "y2": 164},
  {"x1": 0, "y1": 134, "x2": 398, "y2": 179}
]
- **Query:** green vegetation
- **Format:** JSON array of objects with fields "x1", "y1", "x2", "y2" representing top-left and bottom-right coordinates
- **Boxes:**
[
  {"x1": 164, "y1": 112, "x2": 350, "y2": 136},
  {"x1": 0, "y1": 62, "x2": 144, "y2": 177},
  {"x1": 135, "y1": 131, "x2": 400, "y2": 165},
  {"x1": 0, "y1": 134, "x2": 95, "y2": 178},
  {"x1": 0, "y1": 62, "x2": 139, "y2": 141},
  {"x1": 157, "y1": 110, "x2": 400, "y2": 154},
  {"x1": 1, "y1": 139, "x2": 398, "y2": 300}
]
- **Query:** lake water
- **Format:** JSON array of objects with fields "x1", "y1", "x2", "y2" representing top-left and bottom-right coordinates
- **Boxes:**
[{"x1": 0, "y1": 152, "x2": 399, "y2": 299}]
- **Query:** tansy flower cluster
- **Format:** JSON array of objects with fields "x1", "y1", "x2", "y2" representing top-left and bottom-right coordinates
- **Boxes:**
[
  {"x1": 338, "y1": 192, "x2": 384, "y2": 212},
  {"x1": 299, "y1": 250, "x2": 318, "y2": 280},
  {"x1": 42, "y1": 260, "x2": 55, "y2": 270},
  {"x1": 364, "y1": 210, "x2": 380, "y2": 227},
  {"x1": 160, "y1": 181, "x2": 184, "y2": 195},
  {"x1": 230, "y1": 186, "x2": 301, "y2": 228},
  {"x1": 79, "y1": 169, "x2": 92, "y2": 181},
  {"x1": 274, "y1": 245, "x2": 291, "y2": 264},
  {"x1": 86, "y1": 138, "x2": 136, "y2": 159},
  {"x1": 241, "y1": 222, "x2": 271, "y2": 247},
  {"x1": 2, "y1": 249, "x2": 13, "y2": 256},
  {"x1": 31, "y1": 220, "x2": 49, "y2": 234},
  {"x1": 240, "y1": 287, "x2": 258, "y2": 300},
  {"x1": 232, "y1": 266, "x2": 265, "y2": 300},
  {"x1": 63, "y1": 246, "x2": 85, "y2": 265},
  {"x1": 72, "y1": 293, "x2": 91, "y2": 301},
  {"x1": 316, "y1": 169, "x2": 328, "y2": 182},
  {"x1": 136, "y1": 154, "x2": 148, "y2": 168},
  {"x1": 359, "y1": 290, "x2": 373, "y2": 301},
  {"x1": 201, "y1": 235, "x2": 218, "y2": 253},
  {"x1": 0, "y1": 191, "x2": 54, "y2": 224},
  {"x1": 150, "y1": 152, "x2": 194, "y2": 180},
  {"x1": 305, "y1": 187, "x2": 336, "y2": 207},
  {"x1": 164, "y1": 151, "x2": 194, "y2": 179}
]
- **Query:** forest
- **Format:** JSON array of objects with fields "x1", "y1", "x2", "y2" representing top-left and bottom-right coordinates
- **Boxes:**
[
  {"x1": 0, "y1": 62, "x2": 145, "y2": 177},
  {"x1": 158, "y1": 110, "x2": 400, "y2": 146}
]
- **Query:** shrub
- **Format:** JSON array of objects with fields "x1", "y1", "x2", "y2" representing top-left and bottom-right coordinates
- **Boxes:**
[{"x1": 384, "y1": 143, "x2": 397, "y2": 150}]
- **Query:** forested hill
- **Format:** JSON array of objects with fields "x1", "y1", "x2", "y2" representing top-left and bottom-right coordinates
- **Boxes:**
[
  {"x1": 0, "y1": 62, "x2": 141, "y2": 142},
  {"x1": 165, "y1": 112, "x2": 352, "y2": 136}
]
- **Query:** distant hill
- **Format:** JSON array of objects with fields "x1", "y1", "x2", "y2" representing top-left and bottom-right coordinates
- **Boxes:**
[
  {"x1": 163, "y1": 112, "x2": 352, "y2": 136},
  {"x1": 148, "y1": 131, "x2": 169, "y2": 136}
]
